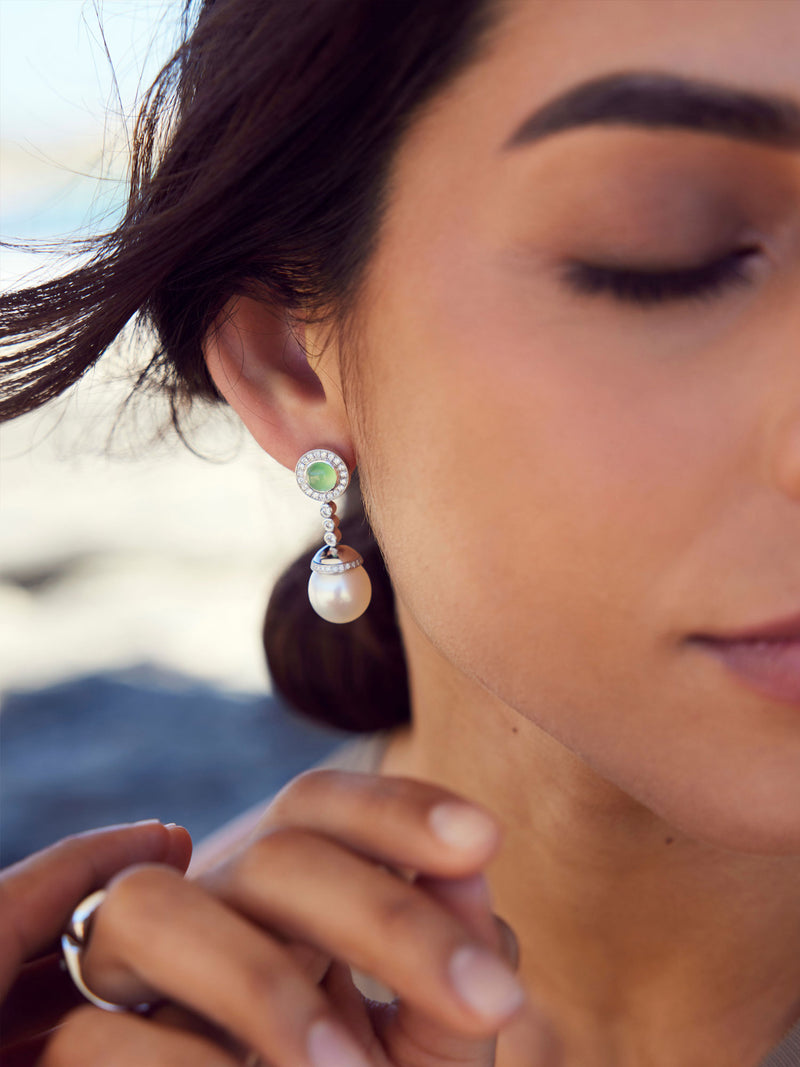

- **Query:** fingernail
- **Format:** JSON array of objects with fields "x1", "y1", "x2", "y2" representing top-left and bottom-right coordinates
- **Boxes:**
[
  {"x1": 163, "y1": 823, "x2": 179, "y2": 830},
  {"x1": 429, "y1": 802, "x2": 498, "y2": 852},
  {"x1": 133, "y1": 819, "x2": 162, "y2": 827},
  {"x1": 449, "y1": 945, "x2": 525, "y2": 1019},
  {"x1": 307, "y1": 1019, "x2": 372, "y2": 1067},
  {"x1": 448, "y1": 872, "x2": 493, "y2": 909}
]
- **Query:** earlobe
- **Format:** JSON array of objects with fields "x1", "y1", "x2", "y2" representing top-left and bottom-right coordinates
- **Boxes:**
[{"x1": 203, "y1": 294, "x2": 355, "y2": 471}]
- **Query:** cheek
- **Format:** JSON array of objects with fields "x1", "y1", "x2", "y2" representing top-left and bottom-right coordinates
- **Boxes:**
[
  {"x1": 353, "y1": 235, "x2": 800, "y2": 852},
  {"x1": 355, "y1": 253, "x2": 730, "y2": 710}
]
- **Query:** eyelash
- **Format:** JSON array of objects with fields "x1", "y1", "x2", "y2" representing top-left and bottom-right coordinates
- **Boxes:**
[{"x1": 562, "y1": 246, "x2": 760, "y2": 307}]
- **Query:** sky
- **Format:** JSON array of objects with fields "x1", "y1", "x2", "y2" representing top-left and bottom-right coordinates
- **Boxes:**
[
  {"x1": 0, "y1": 0, "x2": 182, "y2": 260},
  {"x1": 0, "y1": 1, "x2": 322, "y2": 697}
]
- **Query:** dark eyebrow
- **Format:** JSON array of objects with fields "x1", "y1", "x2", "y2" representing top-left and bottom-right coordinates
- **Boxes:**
[{"x1": 503, "y1": 71, "x2": 800, "y2": 152}]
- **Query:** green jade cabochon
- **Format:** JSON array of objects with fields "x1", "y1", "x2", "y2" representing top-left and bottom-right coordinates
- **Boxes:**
[{"x1": 306, "y1": 460, "x2": 338, "y2": 493}]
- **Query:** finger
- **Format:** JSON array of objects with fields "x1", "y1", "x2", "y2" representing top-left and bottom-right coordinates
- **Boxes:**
[
  {"x1": 39, "y1": 1005, "x2": 241, "y2": 1067},
  {"x1": 203, "y1": 827, "x2": 526, "y2": 1039},
  {"x1": 319, "y1": 960, "x2": 382, "y2": 1050},
  {"x1": 148, "y1": 1001, "x2": 247, "y2": 1054},
  {"x1": 414, "y1": 872, "x2": 499, "y2": 947},
  {"x1": 262, "y1": 770, "x2": 501, "y2": 877},
  {"x1": 80, "y1": 864, "x2": 374, "y2": 1067},
  {"x1": 414, "y1": 873, "x2": 519, "y2": 967},
  {"x1": 396, "y1": 883, "x2": 554, "y2": 1067},
  {"x1": 0, "y1": 822, "x2": 192, "y2": 995},
  {"x1": 368, "y1": 874, "x2": 526, "y2": 1067}
]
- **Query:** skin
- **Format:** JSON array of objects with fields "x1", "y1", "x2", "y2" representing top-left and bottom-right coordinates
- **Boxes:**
[
  {"x1": 11, "y1": 0, "x2": 800, "y2": 1065},
  {"x1": 0, "y1": 823, "x2": 192, "y2": 1063},
  {"x1": 211, "y1": 0, "x2": 800, "y2": 1061},
  {"x1": 40, "y1": 777, "x2": 525, "y2": 1067},
  {"x1": 366, "y1": 0, "x2": 800, "y2": 1060}
]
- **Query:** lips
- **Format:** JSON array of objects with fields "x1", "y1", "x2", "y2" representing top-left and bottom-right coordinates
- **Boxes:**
[
  {"x1": 690, "y1": 611, "x2": 800, "y2": 706},
  {"x1": 697, "y1": 609, "x2": 800, "y2": 643}
]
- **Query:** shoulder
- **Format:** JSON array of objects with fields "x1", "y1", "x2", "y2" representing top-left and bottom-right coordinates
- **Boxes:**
[
  {"x1": 308, "y1": 730, "x2": 394, "y2": 775},
  {"x1": 188, "y1": 731, "x2": 394, "y2": 876}
]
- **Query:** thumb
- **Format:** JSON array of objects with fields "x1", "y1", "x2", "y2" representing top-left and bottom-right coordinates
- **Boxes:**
[
  {"x1": 371, "y1": 873, "x2": 525, "y2": 1067},
  {"x1": 0, "y1": 821, "x2": 192, "y2": 996},
  {"x1": 415, "y1": 872, "x2": 512, "y2": 958}
]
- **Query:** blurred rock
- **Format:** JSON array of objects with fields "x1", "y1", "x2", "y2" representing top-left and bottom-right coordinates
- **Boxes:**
[{"x1": 0, "y1": 666, "x2": 350, "y2": 866}]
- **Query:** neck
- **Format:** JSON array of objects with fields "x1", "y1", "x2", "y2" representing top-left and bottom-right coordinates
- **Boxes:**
[{"x1": 381, "y1": 610, "x2": 800, "y2": 1067}]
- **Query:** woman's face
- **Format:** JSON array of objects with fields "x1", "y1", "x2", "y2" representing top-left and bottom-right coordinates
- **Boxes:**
[{"x1": 347, "y1": 0, "x2": 800, "y2": 851}]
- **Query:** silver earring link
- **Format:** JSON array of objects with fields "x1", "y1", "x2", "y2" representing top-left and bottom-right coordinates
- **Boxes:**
[{"x1": 295, "y1": 449, "x2": 372, "y2": 623}]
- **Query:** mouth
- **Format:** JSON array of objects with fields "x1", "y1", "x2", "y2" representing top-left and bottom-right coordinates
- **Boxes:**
[{"x1": 688, "y1": 610, "x2": 800, "y2": 707}]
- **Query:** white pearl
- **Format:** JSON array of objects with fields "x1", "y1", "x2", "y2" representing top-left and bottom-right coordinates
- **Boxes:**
[{"x1": 308, "y1": 567, "x2": 372, "y2": 624}]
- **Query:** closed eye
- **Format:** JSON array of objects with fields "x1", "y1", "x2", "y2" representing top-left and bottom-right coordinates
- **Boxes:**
[{"x1": 560, "y1": 245, "x2": 761, "y2": 307}]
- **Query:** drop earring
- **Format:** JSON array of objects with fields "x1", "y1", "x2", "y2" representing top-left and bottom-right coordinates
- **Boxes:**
[{"x1": 295, "y1": 448, "x2": 372, "y2": 624}]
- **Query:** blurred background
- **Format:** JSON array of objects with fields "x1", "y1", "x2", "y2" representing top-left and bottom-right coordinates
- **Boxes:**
[{"x1": 0, "y1": 0, "x2": 349, "y2": 866}]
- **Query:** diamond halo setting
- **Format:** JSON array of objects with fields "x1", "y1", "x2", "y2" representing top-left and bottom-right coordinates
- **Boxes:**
[{"x1": 295, "y1": 449, "x2": 349, "y2": 502}]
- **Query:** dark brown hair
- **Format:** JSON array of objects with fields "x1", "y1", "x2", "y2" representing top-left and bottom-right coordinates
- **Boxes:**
[{"x1": 0, "y1": 0, "x2": 503, "y2": 730}]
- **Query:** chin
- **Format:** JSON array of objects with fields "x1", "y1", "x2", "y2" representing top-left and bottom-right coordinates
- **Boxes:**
[
  {"x1": 651, "y1": 763, "x2": 800, "y2": 856},
  {"x1": 686, "y1": 808, "x2": 800, "y2": 857},
  {"x1": 596, "y1": 674, "x2": 800, "y2": 857}
]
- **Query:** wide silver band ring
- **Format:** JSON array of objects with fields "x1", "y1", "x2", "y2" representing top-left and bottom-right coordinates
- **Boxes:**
[{"x1": 61, "y1": 889, "x2": 153, "y2": 1014}]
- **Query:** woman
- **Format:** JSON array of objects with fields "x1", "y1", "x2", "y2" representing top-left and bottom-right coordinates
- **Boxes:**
[{"x1": 2, "y1": 0, "x2": 800, "y2": 1064}]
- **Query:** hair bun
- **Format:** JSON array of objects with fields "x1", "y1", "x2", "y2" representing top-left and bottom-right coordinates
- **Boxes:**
[{"x1": 263, "y1": 502, "x2": 410, "y2": 733}]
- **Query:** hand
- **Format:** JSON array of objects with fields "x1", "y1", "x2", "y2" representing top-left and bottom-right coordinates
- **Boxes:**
[
  {"x1": 0, "y1": 821, "x2": 192, "y2": 1066},
  {"x1": 41, "y1": 772, "x2": 541, "y2": 1067}
]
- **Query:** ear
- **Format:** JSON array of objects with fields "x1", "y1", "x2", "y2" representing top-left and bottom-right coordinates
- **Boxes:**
[{"x1": 203, "y1": 295, "x2": 355, "y2": 471}]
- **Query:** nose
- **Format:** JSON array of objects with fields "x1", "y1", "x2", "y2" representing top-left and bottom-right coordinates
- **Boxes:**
[
  {"x1": 770, "y1": 403, "x2": 800, "y2": 503},
  {"x1": 763, "y1": 261, "x2": 800, "y2": 502}
]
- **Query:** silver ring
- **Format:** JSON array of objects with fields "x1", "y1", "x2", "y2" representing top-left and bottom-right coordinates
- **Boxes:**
[{"x1": 61, "y1": 889, "x2": 153, "y2": 1014}]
